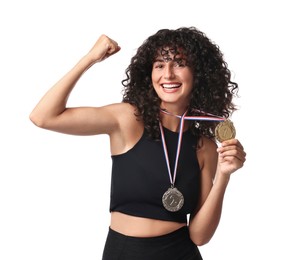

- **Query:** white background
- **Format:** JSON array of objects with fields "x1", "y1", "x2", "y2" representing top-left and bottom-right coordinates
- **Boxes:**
[{"x1": 0, "y1": 0, "x2": 280, "y2": 259}]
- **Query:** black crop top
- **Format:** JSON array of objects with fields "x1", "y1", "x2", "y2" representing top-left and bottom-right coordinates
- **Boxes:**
[{"x1": 110, "y1": 127, "x2": 201, "y2": 223}]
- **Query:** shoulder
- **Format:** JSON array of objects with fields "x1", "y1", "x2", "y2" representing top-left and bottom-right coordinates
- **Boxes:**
[
  {"x1": 199, "y1": 136, "x2": 218, "y2": 153},
  {"x1": 99, "y1": 102, "x2": 139, "y2": 130},
  {"x1": 105, "y1": 102, "x2": 137, "y2": 118},
  {"x1": 108, "y1": 102, "x2": 144, "y2": 155},
  {"x1": 107, "y1": 102, "x2": 139, "y2": 127},
  {"x1": 107, "y1": 102, "x2": 136, "y2": 111}
]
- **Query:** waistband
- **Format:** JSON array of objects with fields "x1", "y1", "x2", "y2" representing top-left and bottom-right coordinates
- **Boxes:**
[
  {"x1": 103, "y1": 225, "x2": 202, "y2": 260},
  {"x1": 108, "y1": 225, "x2": 190, "y2": 244}
]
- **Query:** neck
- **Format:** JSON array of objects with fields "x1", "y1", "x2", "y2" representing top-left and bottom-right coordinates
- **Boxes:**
[
  {"x1": 160, "y1": 108, "x2": 188, "y2": 132},
  {"x1": 160, "y1": 103, "x2": 188, "y2": 117}
]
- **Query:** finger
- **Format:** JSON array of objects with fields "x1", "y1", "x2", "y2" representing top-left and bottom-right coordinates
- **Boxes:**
[
  {"x1": 109, "y1": 44, "x2": 121, "y2": 55},
  {"x1": 219, "y1": 149, "x2": 246, "y2": 163},
  {"x1": 106, "y1": 39, "x2": 120, "y2": 55},
  {"x1": 217, "y1": 145, "x2": 244, "y2": 154},
  {"x1": 221, "y1": 139, "x2": 244, "y2": 150}
]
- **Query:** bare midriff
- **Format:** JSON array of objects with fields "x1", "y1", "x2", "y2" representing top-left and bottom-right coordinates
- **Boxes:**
[{"x1": 110, "y1": 211, "x2": 186, "y2": 237}]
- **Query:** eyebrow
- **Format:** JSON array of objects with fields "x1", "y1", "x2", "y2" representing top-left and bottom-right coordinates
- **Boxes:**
[
  {"x1": 153, "y1": 57, "x2": 186, "y2": 63},
  {"x1": 153, "y1": 58, "x2": 165, "y2": 62}
]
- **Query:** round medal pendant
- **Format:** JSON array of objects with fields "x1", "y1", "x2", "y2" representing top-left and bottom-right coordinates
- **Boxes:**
[
  {"x1": 162, "y1": 187, "x2": 184, "y2": 212},
  {"x1": 215, "y1": 119, "x2": 236, "y2": 142}
]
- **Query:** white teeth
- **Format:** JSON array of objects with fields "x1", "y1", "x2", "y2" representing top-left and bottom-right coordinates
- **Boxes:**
[{"x1": 162, "y1": 84, "x2": 181, "y2": 89}]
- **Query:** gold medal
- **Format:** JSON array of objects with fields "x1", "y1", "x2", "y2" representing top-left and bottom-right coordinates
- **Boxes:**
[{"x1": 215, "y1": 119, "x2": 236, "y2": 142}]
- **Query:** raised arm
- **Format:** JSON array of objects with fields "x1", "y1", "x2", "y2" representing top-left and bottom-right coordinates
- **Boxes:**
[{"x1": 29, "y1": 35, "x2": 121, "y2": 136}]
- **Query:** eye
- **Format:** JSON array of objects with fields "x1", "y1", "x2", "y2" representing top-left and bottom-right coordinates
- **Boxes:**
[
  {"x1": 174, "y1": 59, "x2": 187, "y2": 67},
  {"x1": 154, "y1": 62, "x2": 164, "y2": 69},
  {"x1": 174, "y1": 62, "x2": 184, "y2": 67}
]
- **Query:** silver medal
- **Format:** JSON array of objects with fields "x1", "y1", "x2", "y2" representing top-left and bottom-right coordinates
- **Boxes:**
[
  {"x1": 159, "y1": 111, "x2": 187, "y2": 212},
  {"x1": 162, "y1": 187, "x2": 184, "y2": 212}
]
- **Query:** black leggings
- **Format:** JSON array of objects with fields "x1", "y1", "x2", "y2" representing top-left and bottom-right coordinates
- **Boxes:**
[{"x1": 102, "y1": 226, "x2": 203, "y2": 260}]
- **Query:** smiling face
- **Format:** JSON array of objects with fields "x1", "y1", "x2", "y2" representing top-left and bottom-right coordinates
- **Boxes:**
[{"x1": 151, "y1": 47, "x2": 194, "y2": 114}]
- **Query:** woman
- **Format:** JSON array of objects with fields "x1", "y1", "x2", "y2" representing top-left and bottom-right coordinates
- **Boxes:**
[{"x1": 30, "y1": 27, "x2": 246, "y2": 259}]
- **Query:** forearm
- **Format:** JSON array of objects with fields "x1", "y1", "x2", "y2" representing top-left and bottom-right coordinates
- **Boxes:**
[
  {"x1": 29, "y1": 55, "x2": 95, "y2": 126},
  {"x1": 189, "y1": 174, "x2": 230, "y2": 246}
]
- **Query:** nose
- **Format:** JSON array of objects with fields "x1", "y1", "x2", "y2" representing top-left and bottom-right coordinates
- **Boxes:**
[{"x1": 163, "y1": 64, "x2": 175, "y2": 79}]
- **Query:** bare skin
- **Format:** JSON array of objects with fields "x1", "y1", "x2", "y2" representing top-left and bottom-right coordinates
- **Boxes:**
[{"x1": 30, "y1": 35, "x2": 246, "y2": 245}]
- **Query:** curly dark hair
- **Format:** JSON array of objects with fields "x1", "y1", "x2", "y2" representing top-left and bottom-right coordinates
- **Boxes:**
[{"x1": 122, "y1": 27, "x2": 238, "y2": 140}]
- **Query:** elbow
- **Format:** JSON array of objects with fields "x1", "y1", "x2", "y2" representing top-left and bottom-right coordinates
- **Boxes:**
[
  {"x1": 29, "y1": 112, "x2": 47, "y2": 129},
  {"x1": 191, "y1": 236, "x2": 211, "y2": 246},
  {"x1": 189, "y1": 227, "x2": 213, "y2": 246}
]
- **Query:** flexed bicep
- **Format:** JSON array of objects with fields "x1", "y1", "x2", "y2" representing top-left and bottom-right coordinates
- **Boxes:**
[{"x1": 30, "y1": 34, "x2": 121, "y2": 134}]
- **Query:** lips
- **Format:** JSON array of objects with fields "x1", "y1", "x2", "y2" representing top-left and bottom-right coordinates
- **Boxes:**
[
  {"x1": 161, "y1": 83, "x2": 181, "y2": 92},
  {"x1": 161, "y1": 83, "x2": 181, "y2": 89}
]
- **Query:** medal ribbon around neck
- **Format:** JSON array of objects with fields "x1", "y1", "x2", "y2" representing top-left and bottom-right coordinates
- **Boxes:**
[
  {"x1": 159, "y1": 110, "x2": 187, "y2": 188},
  {"x1": 160, "y1": 108, "x2": 236, "y2": 143},
  {"x1": 160, "y1": 108, "x2": 225, "y2": 122},
  {"x1": 160, "y1": 110, "x2": 187, "y2": 212}
]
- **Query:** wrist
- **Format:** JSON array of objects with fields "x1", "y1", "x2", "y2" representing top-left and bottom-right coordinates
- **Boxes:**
[
  {"x1": 78, "y1": 54, "x2": 99, "y2": 70},
  {"x1": 213, "y1": 172, "x2": 230, "y2": 187}
]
